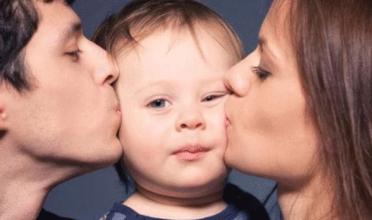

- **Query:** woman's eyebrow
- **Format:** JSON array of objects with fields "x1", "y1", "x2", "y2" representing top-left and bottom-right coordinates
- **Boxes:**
[{"x1": 258, "y1": 37, "x2": 277, "y2": 61}]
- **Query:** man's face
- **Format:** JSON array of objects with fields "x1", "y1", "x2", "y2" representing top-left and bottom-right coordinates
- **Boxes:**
[{"x1": 1, "y1": 0, "x2": 122, "y2": 168}]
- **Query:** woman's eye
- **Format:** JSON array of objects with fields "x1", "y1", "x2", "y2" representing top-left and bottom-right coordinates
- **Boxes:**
[
  {"x1": 252, "y1": 66, "x2": 271, "y2": 80},
  {"x1": 65, "y1": 49, "x2": 81, "y2": 62},
  {"x1": 147, "y1": 98, "x2": 170, "y2": 108}
]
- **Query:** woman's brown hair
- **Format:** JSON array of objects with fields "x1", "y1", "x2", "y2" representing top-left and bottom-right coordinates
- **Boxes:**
[{"x1": 287, "y1": 0, "x2": 372, "y2": 219}]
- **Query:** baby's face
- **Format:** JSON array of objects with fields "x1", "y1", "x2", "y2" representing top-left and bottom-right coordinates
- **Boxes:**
[{"x1": 115, "y1": 28, "x2": 237, "y2": 198}]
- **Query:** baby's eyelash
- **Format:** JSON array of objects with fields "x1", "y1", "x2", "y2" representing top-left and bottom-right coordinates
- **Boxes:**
[{"x1": 202, "y1": 93, "x2": 227, "y2": 102}]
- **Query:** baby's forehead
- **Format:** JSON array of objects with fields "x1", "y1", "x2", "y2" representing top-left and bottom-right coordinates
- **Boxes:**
[
  {"x1": 116, "y1": 28, "x2": 237, "y2": 68},
  {"x1": 114, "y1": 22, "x2": 241, "y2": 63},
  {"x1": 113, "y1": 27, "x2": 232, "y2": 89}
]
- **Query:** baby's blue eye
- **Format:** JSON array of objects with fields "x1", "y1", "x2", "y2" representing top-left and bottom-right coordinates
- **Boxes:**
[{"x1": 147, "y1": 98, "x2": 169, "y2": 108}]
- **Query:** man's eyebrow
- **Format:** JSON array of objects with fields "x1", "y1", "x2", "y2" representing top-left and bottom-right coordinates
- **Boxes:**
[{"x1": 61, "y1": 21, "x2": 82, "y2": 42}]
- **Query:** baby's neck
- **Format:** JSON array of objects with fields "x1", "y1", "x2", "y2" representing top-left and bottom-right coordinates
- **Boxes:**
[{"x1": 123, "y1": 185, "x2": 227, "y2": 219}]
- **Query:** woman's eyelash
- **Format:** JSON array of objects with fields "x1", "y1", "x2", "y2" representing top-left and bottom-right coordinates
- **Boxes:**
[{"x1": 252, "y1": 66, "x2": 271, "y2": 80}]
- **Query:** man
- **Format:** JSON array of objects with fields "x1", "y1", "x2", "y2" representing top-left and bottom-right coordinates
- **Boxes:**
[{"x1": 0, "y1": 0, "x2": 122, "y2": 219}]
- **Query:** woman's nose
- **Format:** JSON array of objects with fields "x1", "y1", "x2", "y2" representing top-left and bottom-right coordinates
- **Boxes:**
[{"x1": 224, "y1": 56, "x2": 252, "y2": 97}]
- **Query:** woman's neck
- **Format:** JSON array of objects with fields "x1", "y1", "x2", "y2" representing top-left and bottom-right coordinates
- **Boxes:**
[
  {"x1": 124, "y1": 184, "x2": 227, "y2": 219},
  {"x1": 277, "y1": 173, "x2": 335, "y2": 220}
]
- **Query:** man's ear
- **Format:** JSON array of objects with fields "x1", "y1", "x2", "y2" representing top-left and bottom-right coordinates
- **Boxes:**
[
  {"x1": 0, "y1": 109, "x2": 7, "y2": 141},
  {"x1": 0, "y1": 104, "x2": 7, "y2": 129},
  {"x1": 0, "y1": 84, "x2": 10, "y2": 131}
]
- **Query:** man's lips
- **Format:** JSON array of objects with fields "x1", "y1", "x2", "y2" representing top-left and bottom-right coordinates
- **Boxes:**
[
  {"x1": 172, "y1": 145, "x2": 210, "y2": 161},
  {"x1": 114, "y1": 104, "x2": 121, "y2": 113}
]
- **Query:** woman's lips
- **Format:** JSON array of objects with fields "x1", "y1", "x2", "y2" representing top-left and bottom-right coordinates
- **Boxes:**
[
  {"x1": 225, "y1": 116, "x2": 231, "y2": 127},
  {"x1": 172, "y1": 145, "x2": 210, "y2": 161}
]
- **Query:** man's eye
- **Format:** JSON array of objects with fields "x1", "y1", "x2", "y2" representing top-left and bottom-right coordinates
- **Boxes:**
[
  {"x1": 147, "y1": 98, "x2": 170, "y2": 108},
  {"x1": 65, "y1": 49, "x2": 81, "y2": 62},
  {"x1": 252, "y1": 66, "x2": 271, "y2": 81}
]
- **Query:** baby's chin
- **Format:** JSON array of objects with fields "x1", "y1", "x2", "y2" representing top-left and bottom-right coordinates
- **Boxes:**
[
  {"x1": 139, "y1": 175, "x2": 227, "y2": 200},
  {"x1": 136, "y1": 180, "x2": 227, "y2": 206}
]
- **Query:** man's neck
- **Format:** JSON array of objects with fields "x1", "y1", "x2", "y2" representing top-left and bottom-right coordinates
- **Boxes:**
[
  {"x1": 0, "y1": 143, "x2": 79, "y2": 220},
  {"x1": 0, "y1": 179, "x2": 47, "y2": 220},
  {"x1": 123, "y1": 184, "x2": 227, "y2": 219}
]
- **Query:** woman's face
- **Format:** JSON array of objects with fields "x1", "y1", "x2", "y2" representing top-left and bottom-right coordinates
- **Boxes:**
[{"x1": 224, "y1": 3, "x2": 319, "y2": 186}]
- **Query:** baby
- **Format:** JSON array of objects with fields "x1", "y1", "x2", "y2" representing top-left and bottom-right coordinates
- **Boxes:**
[{"x1": 94, "y1": 0, "x2": 268, "y2": 219}]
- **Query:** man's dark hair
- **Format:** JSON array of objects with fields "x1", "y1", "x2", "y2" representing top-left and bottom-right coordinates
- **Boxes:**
[{"x1": 0, "y1": 0, "x2": 74, "y2": 92}]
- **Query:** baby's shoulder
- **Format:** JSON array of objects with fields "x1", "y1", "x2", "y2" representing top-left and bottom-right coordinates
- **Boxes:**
[{"x1": 223, "y1": 183, "x2": 270, "y2": 220}]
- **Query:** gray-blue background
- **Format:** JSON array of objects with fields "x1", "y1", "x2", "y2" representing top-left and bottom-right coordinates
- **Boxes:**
[{"x1": 44, "y1": 1, "x2": 278, "y2": 219}]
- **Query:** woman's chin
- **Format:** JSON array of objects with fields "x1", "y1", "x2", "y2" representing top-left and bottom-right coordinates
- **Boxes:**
[{"x1": 224, "y1": 145, "x2": 238, "y2": 168}]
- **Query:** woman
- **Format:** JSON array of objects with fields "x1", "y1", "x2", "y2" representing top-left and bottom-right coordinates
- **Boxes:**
[{"x1": 224, "y1": 0, "x2": 372, "y2": 219}]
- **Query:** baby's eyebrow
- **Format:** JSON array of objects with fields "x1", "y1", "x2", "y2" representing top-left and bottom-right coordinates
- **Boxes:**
[{"x1": 134, "y1": 81, "x2": 174, "y2": 95}]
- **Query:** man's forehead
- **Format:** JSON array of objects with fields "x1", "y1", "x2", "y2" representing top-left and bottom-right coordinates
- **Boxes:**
[
  {"x1": 30, "y1": 0, "x2": 82, "y2": 48},
  {"x1": 35, "y1": 0, "x2": 80, "y2": 30}
]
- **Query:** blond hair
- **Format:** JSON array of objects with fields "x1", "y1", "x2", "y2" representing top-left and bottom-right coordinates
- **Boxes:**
[{"x1": 93, "y1": 0, "x2": 244, "y2": 61}]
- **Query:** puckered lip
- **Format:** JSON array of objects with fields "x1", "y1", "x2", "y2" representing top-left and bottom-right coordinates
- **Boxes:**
[
  {"x1": 225, "y1": 116, "x2": 231, "y2": 127},
  {"x1": 114, "y1": 103, "x2": 121, "y2": 113},
  {"x1": 172, "y1": 144, "x2": 210, "y2": 155}
]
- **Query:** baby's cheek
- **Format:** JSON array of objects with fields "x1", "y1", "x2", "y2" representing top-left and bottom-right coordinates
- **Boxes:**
[{"x1": 207, "y1": 108, "x2": 228, "y2": 146}]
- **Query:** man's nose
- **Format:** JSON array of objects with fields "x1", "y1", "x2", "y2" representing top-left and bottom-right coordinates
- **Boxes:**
[{"x1": 86, "y1": 39, "x2": 119, "y2": 85}]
